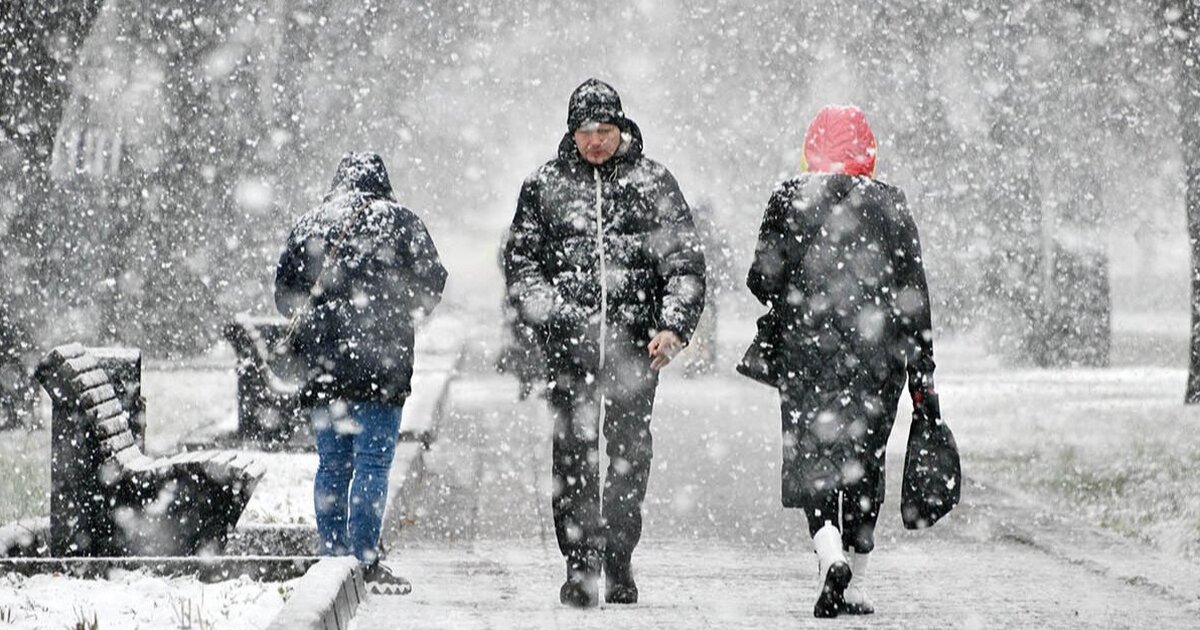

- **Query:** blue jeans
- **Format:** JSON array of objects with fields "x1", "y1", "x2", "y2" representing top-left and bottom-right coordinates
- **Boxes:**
[{"x1": 311, "y1": 401, "x2": 402, "y2": 565}]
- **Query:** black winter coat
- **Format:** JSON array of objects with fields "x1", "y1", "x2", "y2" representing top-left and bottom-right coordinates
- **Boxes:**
[
  {"x1": 275, "y1": 153, "x2": 447, "y2": 407},
  {"x1": 504, "y1": 122, "x2": 706, "y2": 385},
  {"x1": 747, "y1": 173, "x2": 935, "y2": 506}
]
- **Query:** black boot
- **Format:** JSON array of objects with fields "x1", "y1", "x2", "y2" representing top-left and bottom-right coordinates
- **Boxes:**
[
  {"x1": 363, "y1": 561, "x2": 413, "y2": 596},
  {"x1": 812, "y1": 522, "x2": 851, "y2": 618},
  {"x1": 604, "y1": 553, "x2": 638, "y2": 604},
  {"x1": 559, "y1": 552, "x2": 600, "y2": 608}
]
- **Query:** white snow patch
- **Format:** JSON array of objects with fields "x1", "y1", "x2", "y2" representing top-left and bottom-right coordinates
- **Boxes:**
[{"x1": 0, "y1": 570, "x2": 293, "y2": 630}]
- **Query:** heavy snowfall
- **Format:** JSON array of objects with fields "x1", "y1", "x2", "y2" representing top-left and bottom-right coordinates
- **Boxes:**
[{"x1": 1, "y1": 1, "x2": 1199, "y2": 628}]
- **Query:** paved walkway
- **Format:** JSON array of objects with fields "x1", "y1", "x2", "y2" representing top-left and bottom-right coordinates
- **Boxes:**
[{"x1": 354, "y1": 370, "x2": 1200, "y2": 629}]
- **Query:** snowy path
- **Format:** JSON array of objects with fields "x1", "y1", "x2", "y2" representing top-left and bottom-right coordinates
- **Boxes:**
[{"x1": 354, "y1": 372, "x2": 1200, "y2": 629}]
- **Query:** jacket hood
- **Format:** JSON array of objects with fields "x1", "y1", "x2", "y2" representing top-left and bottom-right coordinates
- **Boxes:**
[
  {"x1": 324, "y1": 152, "x2": 396, "y2": 202},
  {"x1": 558, "y1": 78, "x2": 644, "y2": 168},
  {"x1": 567, "y1": 78, "x2": 628, "y2": 132},
  {"x1": 802, "y1": 105, "x2": 877, "y2": 177}
]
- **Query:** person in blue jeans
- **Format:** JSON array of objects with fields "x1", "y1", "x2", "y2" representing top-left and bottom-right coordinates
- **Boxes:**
[
  {"x1": 310, "y1": 402, "x2": 401, "y2": 561},
  {"x1": 275, "y1": 152, "x2": 447, "y2": 591}
]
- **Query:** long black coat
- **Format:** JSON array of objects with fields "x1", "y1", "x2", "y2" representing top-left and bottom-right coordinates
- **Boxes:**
[
  {"x1": 747, "y1": 173, "x2": 935, "y2": 507},
  {"x1": 504, "y1": 122, "x2": 706, "y2": 389},
  {"x1": 275, "y1": 153, "x2": 447, "y2": 407}
]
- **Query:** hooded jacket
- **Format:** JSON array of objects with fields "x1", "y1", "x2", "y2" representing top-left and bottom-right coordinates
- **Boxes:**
[
  {"x1": 504, "y1": 79, "x2": 706, "y2": 382},
  {"x1": 275, "y1": 152, "x2": 447, "y2": 406}
]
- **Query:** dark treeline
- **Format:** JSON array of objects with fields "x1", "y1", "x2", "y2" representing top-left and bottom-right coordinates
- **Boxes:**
[{"x1": 0, "y1": 0, "x2": 1191, "y2": 376}]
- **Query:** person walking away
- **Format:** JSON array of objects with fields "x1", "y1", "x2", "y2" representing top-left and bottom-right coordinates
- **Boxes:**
[
  {"x1": 746, "y1": 105, "x2": 937, "y2": 617},
  {"x1": 504, "y1": 78, "x2": 706, "y2": 608},
  {"x1": 275, "y1": 151, "x2": 447, "y2": 592}
]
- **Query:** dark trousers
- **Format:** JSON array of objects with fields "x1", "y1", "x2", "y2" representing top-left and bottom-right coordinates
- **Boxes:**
[
  {"x1": 780, "y1": 385, "x2": 895, "y2": 555},
  {"x1": 799, "y1": 476, "x2": 882, "y2": 554},
  {"x1": 548, "y1": 357, "x2": 657, "y2": 564}
]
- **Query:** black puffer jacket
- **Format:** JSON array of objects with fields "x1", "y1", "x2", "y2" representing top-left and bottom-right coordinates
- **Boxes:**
[
  {"x1": 275, "y1": 152, "x2": 447, "y2": 407},
  {"x1": 504, "y1": 88, "x2": 705, "y2": 382},
  {"x1": 747, "y1": 173, "x2": 934, "y2": 505}
]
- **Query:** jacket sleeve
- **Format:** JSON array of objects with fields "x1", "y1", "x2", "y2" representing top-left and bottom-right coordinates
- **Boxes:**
[
  {"x1": 503, "y1": 175, "x2": 568, "y2": 328},
  {"x1": 747, "y1": 186, "x2": 791, "y2": 308},
  {"x1": 274, "y1": 228, "x2": 316, "y2": 318},
  {"x1": 649, "y1": 169, "x2": 706, "y2": 344},
  {"x1": 399, "y1": 211, "x2": 447, "y2": 317},
  {"x1": 889, "y1": 188, "x2": 937, "y2": 395}
]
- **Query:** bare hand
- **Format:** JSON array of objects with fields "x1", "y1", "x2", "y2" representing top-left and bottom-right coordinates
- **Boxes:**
[{"x1": 647, "y1": 331, "x2": 683, "y2": 371}]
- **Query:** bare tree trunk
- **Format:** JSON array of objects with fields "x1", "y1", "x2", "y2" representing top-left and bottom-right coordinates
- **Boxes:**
[
  {"x1": 0, "y1": 0, "x2": 105, "y2": 309},
  {"x1": 1177, "y1": 3, "x2": 1200, "y2": 402},
  {"x1": 0, "y1": 1, "x2": 103, "y2": 424}
]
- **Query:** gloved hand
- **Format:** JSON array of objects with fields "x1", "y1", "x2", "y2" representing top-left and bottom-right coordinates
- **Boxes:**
[{"x1": 908, "y1": 373, "x2": 940, "y2": 419}]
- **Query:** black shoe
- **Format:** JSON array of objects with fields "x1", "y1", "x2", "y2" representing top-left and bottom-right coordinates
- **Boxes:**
[
  {"x1": 604, "y1": 555, "x2": 638, "y2": 604},
  {"x1": 363, "y1": 562, "x2": 413, "y2": 596},
  {"x1": 813, "y1": 560, "x2": 851, "y2": 618},
  {"x1": 559, "y1": 553, "x2": 600, "y2": 608}
]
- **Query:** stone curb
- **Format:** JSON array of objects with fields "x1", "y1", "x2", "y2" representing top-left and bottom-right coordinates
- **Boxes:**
[{"x1": 265, "y1": 557, "x2": 365, "y2": 630}]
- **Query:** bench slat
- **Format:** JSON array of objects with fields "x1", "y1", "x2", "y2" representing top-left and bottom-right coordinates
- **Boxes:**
[
  {"x1": 99, "y1": 432, "x2": 136, "y2": 457},
  {"x1": 47, "y1": 344, "x2": 86, "y2": 364},
  {"x1": 223, "y1": 453, "x2": 259, "y2": 479},
  {"x1": 86, "y1": 399, "x2": 125, "y2": 423},
  {"x1": 62, "y1": 355, "x2": 100, "y2": 378},
  {"x1": 243, "y1": 460, "x2": 269, "y2": 482},
  {"x1": 94, "y1": 414, "x2": 131, "y2": 439},
  {"x1": 74, "y1": 368, "x2": 111, "y2": 391},
  {"x1": 79, "y1": 384, "x2": 118, "y2": 408}
]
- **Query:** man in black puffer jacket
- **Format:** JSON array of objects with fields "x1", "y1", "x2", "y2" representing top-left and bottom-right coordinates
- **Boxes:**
[
  {"x1": 504, "y1": 78, "x2": 706, "y2": 608},
  {"x1": 275, "y1": 151, "x2": 446, "y2": 590}
]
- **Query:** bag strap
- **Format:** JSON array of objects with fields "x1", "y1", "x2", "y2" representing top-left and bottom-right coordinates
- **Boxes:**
[{"x1": 277, "y1": 196, "x2": 374, "y2": 350}]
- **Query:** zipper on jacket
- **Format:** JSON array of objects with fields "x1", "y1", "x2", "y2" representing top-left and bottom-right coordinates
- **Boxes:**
[
  {"x1": 594, "y1": 167, "x2": 609, "y2": 443},
  {"x1": 594, "y1": 167, "x2": 607, "y2": 373}
]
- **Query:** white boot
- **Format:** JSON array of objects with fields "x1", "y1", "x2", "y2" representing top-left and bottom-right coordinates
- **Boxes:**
[
  {"x1": 843, "y1": 552, "x2": 874, "y2": 615},
  {"x1": 811, "y1": 522, "x2": 851, "y2": 618}
]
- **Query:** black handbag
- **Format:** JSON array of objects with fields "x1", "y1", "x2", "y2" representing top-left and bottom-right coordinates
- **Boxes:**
[
  {"x1": 901, "y1": 392, "x2": 961, "y2": 529},
  {"x1": 736, "y1": 311, "x2": 779, "y2": 387}
]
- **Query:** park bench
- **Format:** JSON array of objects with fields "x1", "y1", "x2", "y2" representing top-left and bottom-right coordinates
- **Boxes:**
[
  {"x1": 222, "y1": 314, "x2": 304, "y2": 444},
  {"x1": 223, "y1": 313, "x2": 449, "y2": 447},
  {"x1": 35, "y1": 343, "x2": 265, "y2": 557}
]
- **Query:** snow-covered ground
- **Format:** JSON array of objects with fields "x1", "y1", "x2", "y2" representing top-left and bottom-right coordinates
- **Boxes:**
[
  {"x1": 2, "y1": 308, "x2": 1198, "y2": 627},
  {"x1": 351, "y1": 362, "x2": 1200, "y2": 627},
  {"x1": 944, "y1": 360, "x2": 1200, "y2": 559},
  {"x1": 0, "y1": 569, "x2": 291, "y2": 629}
]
